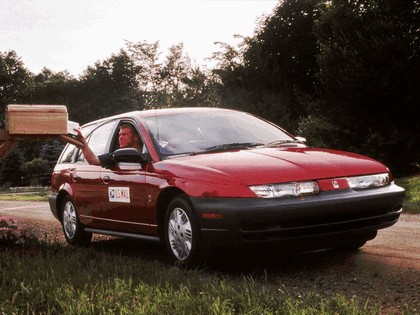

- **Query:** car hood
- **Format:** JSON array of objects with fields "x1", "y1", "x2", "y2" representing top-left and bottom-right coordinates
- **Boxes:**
[{"x1": 157, "y1": 147, "x2": 389, "y2": 186}]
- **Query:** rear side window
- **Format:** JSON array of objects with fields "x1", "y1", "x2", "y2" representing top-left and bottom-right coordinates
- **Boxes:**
[
  {"x1": 57, "y1": 122, "x2": 98, "y2": 164},
  {"x1": 58, "y1": 144, "x2": 77, "y2": 164},
  {"x1": 78, "y1": 120, "x2": 118, "y2": 162}
]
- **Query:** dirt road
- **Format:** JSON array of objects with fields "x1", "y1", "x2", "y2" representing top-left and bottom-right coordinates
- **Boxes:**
[
  {"x1": 0, "y1": 200, "x2": 56, "y2": 221},
  {"x1": 1, "y1": 200, "x2": 419, "y2": 312}
]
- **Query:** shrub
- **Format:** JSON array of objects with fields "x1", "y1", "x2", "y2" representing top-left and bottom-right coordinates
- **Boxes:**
[{"x1": 0, "y1": 216, "x2": 38, "y2": 246}]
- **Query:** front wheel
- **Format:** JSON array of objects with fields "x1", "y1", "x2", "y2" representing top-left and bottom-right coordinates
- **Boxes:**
[
  {"x1": 164, "y1": 195, "x2": 204, "y2": 268},
  {"x1": 335, "y1": 231, "x2": 377, "y2": 251},
  {"x1": 61, "y1": 195, "x2": 92, "y2": 246}
]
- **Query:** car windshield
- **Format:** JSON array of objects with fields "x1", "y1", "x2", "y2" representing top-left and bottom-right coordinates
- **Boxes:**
[{"x1": 143, "y1": 110, "x2": 296, "y2": 158}]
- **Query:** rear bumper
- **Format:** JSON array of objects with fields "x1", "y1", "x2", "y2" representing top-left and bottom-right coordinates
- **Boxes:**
[{"x1": 190, "y1": 182, "x2": 405, "y2": 250}]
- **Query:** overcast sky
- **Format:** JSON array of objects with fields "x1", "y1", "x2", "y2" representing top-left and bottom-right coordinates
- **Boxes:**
[{"x1": 0, "y1": 0, "x2": 278, "y2": 76}]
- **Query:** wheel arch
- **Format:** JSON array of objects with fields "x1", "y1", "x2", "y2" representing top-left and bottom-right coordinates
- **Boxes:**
[
  {"x1": 55, "y1": 189, "x2": 71, "y2": 222},
  {"x1": 156, "y1": 187, "x2": 191, "y2": 240}
]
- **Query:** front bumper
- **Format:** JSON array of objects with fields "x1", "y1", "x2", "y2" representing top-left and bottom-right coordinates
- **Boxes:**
[{"x1": 190, "y1": 182, "x2": 405, "y2": 250}]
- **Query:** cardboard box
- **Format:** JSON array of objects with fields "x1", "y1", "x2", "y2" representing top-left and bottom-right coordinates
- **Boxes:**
[{"x1": 6, "y1": 104, "x2": 68, "y2": 135}]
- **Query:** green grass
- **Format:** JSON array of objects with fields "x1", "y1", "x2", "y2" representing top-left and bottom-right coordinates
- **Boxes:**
[
  {"x1": 395, "y1": 175, "x2": 420, "y2": 214},
  {"x1": 0, "y1": 187, "x2": 50, "y2": 201},
  {"x1": 0, "y1": 243, "x2": 388, "y2": 315},
  {"x1": 0, "y1": 192, "x2": 49, "y2": 201}
]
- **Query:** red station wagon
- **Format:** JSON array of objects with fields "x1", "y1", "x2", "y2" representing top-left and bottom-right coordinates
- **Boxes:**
[{"x1": 49, "y1": 107, "x2": 405, "y2": 267}]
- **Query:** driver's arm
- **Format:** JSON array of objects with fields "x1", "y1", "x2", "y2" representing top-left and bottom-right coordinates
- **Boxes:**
[{"x1": 74, "y1": 128, "x2": 101, "y2": 166}]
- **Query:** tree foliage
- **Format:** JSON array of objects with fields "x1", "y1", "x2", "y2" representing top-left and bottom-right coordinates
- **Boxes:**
[
  {"x1": 213, "y1": 0, "x2": 325, "y2": 130},
  {"x1": 0, "y1": 51, "x2": 33, "y2": 127},
  {"x1": 0, "y1": 149, "x2": 24, "y2": 187},
  {"x1": 214, "y1": 0, "x2": 419, "y2": 176},
  {"x1": 0, "y1": 43, "x2": 221, "y2": 185},
  {"x1": 20, "y1": 157, "x2": 49, "y2": 185},
  {"x1": 75, "y1": 49, "x2": 141, "y2": 123},
  {"x1": 39, "y1": 140, "x2": 65, "y2": 173},
  {"x1": 308, "y1": 0, "x2": 420, "y2": 175}
]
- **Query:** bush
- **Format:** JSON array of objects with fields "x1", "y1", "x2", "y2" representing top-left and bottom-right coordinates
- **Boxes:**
[
  {"x1": 395, "y1": 176, "x2": 420, "y2": 214},
  {"x1": 0, "y1": 216, "x2": 38, "y2": 246}
]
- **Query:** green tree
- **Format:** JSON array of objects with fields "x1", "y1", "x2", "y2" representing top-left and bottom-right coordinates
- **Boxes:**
[
  {"x1": 213, "y1": 0, "x2": 325, "y2": 130},
  {"x1": 39, "y1": 140, "x2": 65, "y2": 173},
  {"x1": 0, "y1": 149, "x2": 24, "y2": 187},
  {"x1": 161, "y1": 43, "x2": 220, "y2": 107},
  {"x1": 127, "y1": 40, "x2": 220, "y2": 109},
  {"x1": 160, "y1": 43, "x2": 191, "y2": 106},
  {"x1": 78, "y1": 49, "x2": 141, "y2": 123},
  {"x1": 126, "y1": 40, "x2": 165, "y2": 108},
  {"x1": 311, "y1": 0, "x2": 420, "y2": 175},
  {"x1": 20, "y1": 157, "x2": 49, "y2": 185},
  {"x1": 181, "y1": 65, "x2": 221, "y2": 107},
  {"x1": 0, "y1": 50, "x2": 33, "y2": 127},
  {"x1": 32, "y1": 68, "x2": 78, "y2": 105}
]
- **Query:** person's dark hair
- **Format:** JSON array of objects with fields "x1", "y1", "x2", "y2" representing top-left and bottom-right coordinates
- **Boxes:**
[{"x1": 119, "y1": 123, "x2": 137, "y2": 135}]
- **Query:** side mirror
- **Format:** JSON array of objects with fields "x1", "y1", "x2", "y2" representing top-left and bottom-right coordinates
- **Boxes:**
[
  {"x1": 113, "y1": 148, "x2": 148, "y2": 164},
  {"x1": 295, "y1": 136, "x2": 306, "y2": 143}
]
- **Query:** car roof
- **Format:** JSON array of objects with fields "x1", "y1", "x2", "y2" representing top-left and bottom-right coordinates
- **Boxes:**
[{"x1": 81, "y1": 107, "x2": 239, "y2": 128}]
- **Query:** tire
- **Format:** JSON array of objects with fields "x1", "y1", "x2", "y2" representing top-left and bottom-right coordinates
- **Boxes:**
[
  {"x1": 61, "y1": 195, "x2": 92, "y2": 246},
  {"x1": 164, "y1": 195, "x2": 204, "y2": 268},
  {"x1": 337, "y1": 239, "x2": 368, "y2": 251},
  {"x1": 335, "y1": 231, "x2": 377, "y2": 251}
]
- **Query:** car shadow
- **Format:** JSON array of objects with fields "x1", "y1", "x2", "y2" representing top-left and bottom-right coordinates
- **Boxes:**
[
  {"x1": 89, "y1": 236, "x2": 170, "y2": 262},
  {"x1": 87, "y1": 236, "x2": 358, "y2": 275}
]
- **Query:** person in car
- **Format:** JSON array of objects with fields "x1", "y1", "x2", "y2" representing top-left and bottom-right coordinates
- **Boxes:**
[{"x1": 74, "y1": 123, "x2": 142, "y2": 167}]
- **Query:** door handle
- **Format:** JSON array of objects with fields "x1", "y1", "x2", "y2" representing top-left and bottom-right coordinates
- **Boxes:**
[
  {"x1": 102, "y1": 175, "x2": 110, "y2": 184},
  {"x1": 71, "y1": 173, "x2": 79, "y2": 182}
]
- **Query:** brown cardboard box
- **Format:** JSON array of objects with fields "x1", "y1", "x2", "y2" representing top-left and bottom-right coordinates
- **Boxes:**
[{"x1": 6, "y1": 104, "x2": 68, "y2": 135}]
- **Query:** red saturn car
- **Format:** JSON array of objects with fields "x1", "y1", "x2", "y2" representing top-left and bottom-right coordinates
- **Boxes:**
[{"x1": 49, "y1": 107, "x2": 405, "y2": 267}]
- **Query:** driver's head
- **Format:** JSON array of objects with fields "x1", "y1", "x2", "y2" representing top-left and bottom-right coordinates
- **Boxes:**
[{"x1": 118, "y1": 123, "x2": 141, "y2": 150}]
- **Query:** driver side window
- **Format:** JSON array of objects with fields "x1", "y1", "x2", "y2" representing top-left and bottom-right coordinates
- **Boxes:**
[{"x1": 110, "y1": 121, "x2": 147, "y2": 154}]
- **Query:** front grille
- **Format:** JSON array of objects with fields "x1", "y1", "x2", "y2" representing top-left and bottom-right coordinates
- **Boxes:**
[{"x1": 240, "y1": 206, "x2": 402, "y2": 243}]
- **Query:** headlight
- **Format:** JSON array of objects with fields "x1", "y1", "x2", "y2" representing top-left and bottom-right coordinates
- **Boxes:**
[
  {"x1": 347, "y1": 173, "x2": 390, "y2": 190},
  {"x1": 249, "y1": 181, "x2": 319, "y2": 198}
]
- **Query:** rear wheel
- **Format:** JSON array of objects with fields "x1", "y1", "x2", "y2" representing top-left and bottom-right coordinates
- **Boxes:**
[
  {"x1": 164, "y1": 195, "x2": 205, "y2": 268},
  {"x1": 61, "y1": 195, "x2": 92, "y2": 246}
]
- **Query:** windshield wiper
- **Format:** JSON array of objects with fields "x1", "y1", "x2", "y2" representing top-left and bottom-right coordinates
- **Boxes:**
[
  {"x1": 201, "y1": 142, "x2": 262, "y2": 153},
  {"x1": 263, "y1": 140, "x2": 302, "y2": 147}
]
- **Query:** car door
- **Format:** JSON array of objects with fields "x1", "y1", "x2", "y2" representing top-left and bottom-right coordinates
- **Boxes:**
[
  {"x1": 74, "y1": 120, "x2": 117, "y2": 225},
  {"x1": 99, "y1": 162, "x2": 149, "y2": 234},
  {"x1": 96, "y1": 121, "x2": 151, "y2": 234}
]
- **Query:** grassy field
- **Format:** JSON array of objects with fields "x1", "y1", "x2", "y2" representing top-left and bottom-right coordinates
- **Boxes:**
[
  {"x1": 0, "y1": 188, "x2": 50, "y2": 201},
  {"x1": 0, "y1": 191, "x2": 49, "y2": 201},
  {"x1": 0, "y1": 243, "x2": 393, "y2": 315}
]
